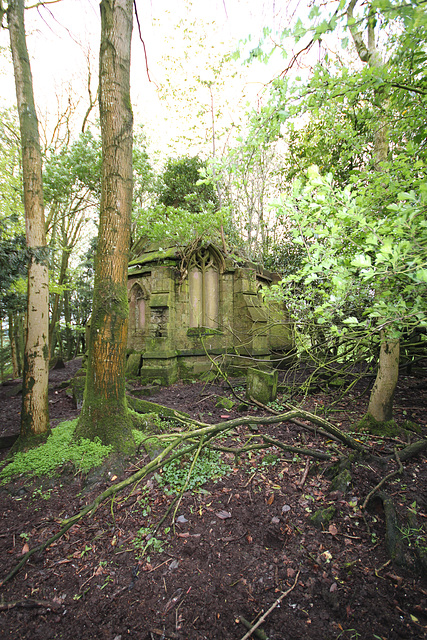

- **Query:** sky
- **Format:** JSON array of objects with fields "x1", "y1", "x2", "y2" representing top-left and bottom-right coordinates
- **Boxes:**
[{"x1": 1, "y1": 0, "x2": 315, "y2": 157}]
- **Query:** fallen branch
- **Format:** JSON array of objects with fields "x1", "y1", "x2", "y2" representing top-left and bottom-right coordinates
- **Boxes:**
[
  {"x1": 249, "y1": 396, "x2": 342, "y2": 443},
  {"x1": 263, "y1": 435, "x2": 332, "y2": 461},
  {"x1": 384, "y1": 438, "x2": 427, "y2": 463},
  {"x1": 239, "y1": 570, "x2": 300, "y2": 640},
  {"x1": 247, "y1": 402, "x2": 366, "y2": 453}
]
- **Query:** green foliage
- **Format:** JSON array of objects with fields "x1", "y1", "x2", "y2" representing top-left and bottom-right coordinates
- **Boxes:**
[
  {"x1": 132, "y1": 527, "x2": 165, "y2": 560},
  {"x1": 269, "y1": 167, "x2": 427, "y2": 344},
  {"x1": 158, "y1": 448, "x2": 230, "y2": 494},
  {"x1": 134, "y1": 203, "x2": 227, "y2": 248},
  {"x1": 43, "y1": 130, "x2": 102, "y2": 205},
  {"x1": 133, "y1": 155, "x2": 226, "y2": 248},
  {"x1": 0, "y1": 420, "x2": 113, "y2": 483},
  {"x1": 158, "y1": 156, "x2": 218, "y2": 213}
]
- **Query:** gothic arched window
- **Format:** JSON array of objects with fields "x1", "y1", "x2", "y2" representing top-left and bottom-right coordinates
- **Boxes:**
[{"x1": 188, "y1": 248, "x2": 219, "y2": 328}]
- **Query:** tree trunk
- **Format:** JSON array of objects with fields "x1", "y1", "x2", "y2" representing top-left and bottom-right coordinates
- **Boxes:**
[
  {"x1": 63, "y1": 289, "x2": 74, "y2": 361},
  {"x1": 367, "y1": 331, "x2": 400, "y2": 422},
  {"x1": 8, "y1": 0, "x2": 50, "y2": 438},
  {"x1": 347, "y1": 0, "x2": 399, "y2": 422},
  {"x1": 75, "y1": 0, "x2": 134, "y2": 452},
  {"x1": 49, "y1": 249, "x2": 69, "y2": 358},
  {"x1": 16, "y1": 313, "x2": 24, "y2": 376}
]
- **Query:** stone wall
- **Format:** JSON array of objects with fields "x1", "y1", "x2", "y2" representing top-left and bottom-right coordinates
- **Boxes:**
[{"x1": 126, "y1": 243, "x2": 293, "y2": 384}]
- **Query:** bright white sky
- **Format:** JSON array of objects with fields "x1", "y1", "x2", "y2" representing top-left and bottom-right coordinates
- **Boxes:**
[{"x1": 1, "y1": 0, "x2": 312, "y2": 156}]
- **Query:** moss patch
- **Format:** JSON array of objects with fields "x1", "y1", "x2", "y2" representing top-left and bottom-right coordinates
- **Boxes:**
[
  {"x1": 354, "y1": 414, "x2": 417, "y2": 437},
  {"x1": 0, "y1": 420, "x2": 113, "y2": 484}
]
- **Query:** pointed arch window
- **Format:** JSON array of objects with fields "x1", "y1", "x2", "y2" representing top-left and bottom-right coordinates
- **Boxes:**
[{"x1": 188, "y1": 248, "x2": 219, "y2": 328}]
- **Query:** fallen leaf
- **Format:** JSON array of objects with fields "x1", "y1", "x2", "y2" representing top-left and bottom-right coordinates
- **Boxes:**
[
  {"x1": 110, "y1": 475, "x2": 117, "y2": 482},
  {"x1": 328, "y1": 524, "x2": 338, "y2": 536},
  {"x1": 175, "y1": 515, "x2": 188, "y2": 524},
  {"x1": 267, "y1": 494, "x2": 275, "y2": 505},
  {"x1": 21, "y1": 543, "x2": 29, "y2": 555},
  {"x1": 216, "y1": 510, "x2": 231, "y2": 519}
]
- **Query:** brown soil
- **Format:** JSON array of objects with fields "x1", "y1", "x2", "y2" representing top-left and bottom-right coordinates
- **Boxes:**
[{"x1": 0, "y1": 360, "x2": 426, "y2": 640}]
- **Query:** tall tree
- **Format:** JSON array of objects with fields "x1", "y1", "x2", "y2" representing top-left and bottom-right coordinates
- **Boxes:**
[
  {"x1": 75, "y1": 0, "x2": 135, "y2": 452},
  {"x1": 347, "y1": 0, "x2": 398, "y2": 422},
  {"x1": 6, "y1": 0, "x2": 50, "y2": 439}
]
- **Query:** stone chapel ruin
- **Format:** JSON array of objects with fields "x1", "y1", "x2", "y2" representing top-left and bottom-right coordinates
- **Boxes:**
[{"x1": 126, "y1": 240, "x2": 293, "y2": 384}]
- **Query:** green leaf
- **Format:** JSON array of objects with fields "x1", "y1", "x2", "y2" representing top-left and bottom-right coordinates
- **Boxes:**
[{"x1": 351, "y1": 255, "x2": 372, "y2": 268}]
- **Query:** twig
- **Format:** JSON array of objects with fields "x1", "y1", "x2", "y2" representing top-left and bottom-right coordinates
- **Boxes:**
[
  {"x1": 299, "y1": 459, "x2": 310, "y2": 487},
  {"x1": 149, "y1": 558, "x2": 172, "y2": 573},
  {"x1": 0, "y1": 598, "x2": 60, "y2": 611},
  {"x1": 239, "y1": 570, "x2": 300, "y2": 640},
  {"x1": 362, "y1": 448, "x2": 404, "y2": 511}
]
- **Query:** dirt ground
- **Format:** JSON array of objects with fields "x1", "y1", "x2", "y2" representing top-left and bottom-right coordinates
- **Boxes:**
[{"x1": 0, "y1": 359, "x2": 426, "y2": 640}]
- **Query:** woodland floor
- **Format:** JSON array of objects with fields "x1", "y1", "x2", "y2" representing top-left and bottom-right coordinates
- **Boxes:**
[{"x1": 0, "y1": 359, "x2": 426, "y2": 640}]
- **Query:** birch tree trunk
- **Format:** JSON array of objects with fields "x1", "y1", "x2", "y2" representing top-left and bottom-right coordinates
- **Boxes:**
[
  {"x1": 7, "y1": 0, "x2": 50, "y2": 438},
  {"x1": 75, "y1": 0, "x2": 135, "y2": 452},
  {"x1": 347, "y1": 0, "x2": 398, "y2": 422}
]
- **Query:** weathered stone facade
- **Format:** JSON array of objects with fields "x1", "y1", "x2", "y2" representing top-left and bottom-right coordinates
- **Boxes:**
[{"x1": 126, "y1": 241, "x2": 293, "y2": 384}]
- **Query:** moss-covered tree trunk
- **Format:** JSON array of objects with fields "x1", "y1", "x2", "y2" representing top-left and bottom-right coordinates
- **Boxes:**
[
  {"x1": 348, "y1": 0, "x2": 399, "y2": 423},
  {"x1": 75, "y1": 0, "x2": 135, "y2": 452},
  {"x1": 7, "y1": 0, "x2": 50, "y2": 438}
]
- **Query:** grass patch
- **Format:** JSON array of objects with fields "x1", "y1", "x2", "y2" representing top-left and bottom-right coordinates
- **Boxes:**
[{"x1": 0, "y1": 420, "x2": 113, "y2": 483}]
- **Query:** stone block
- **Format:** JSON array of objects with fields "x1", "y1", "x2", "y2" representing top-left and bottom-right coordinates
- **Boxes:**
[
  {"x1": 246, "y1": 367, "x2": 278, "y2": 404},
  {"x1": 126, "y1": 353, "x2": 142, "y2": 378}
]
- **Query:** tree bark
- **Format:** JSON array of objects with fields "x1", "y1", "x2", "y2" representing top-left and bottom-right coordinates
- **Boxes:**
[
  {"x1": 75, "y1": 0, "x2": 134, "y2": 452},
  {"x1": 367, "y1": 331, "x2": 400, "y2": 422},
  {"x1": 7, "y1": 0, "x2": 50, "y2": 437}
]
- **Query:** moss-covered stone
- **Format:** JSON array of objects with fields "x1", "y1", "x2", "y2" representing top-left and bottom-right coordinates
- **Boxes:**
[
  {"x1": 246, "y1": 367, "x2": 278, "y2": 404},
  {"x1": 126, "y1": 353, "x2": 142, "y2": 378},
  {"x1": 329, "y1": 469, "x2": 352, "y2": 494},
  {"x1": 310, "y1": 506, "x2": 336, "y2": 529},
  {"x1": 127, "y1": 241, "x2": 293, "y2": 385},
  {"x1": 215, "y1": 396, "x2": 235, "y2": 410}
]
